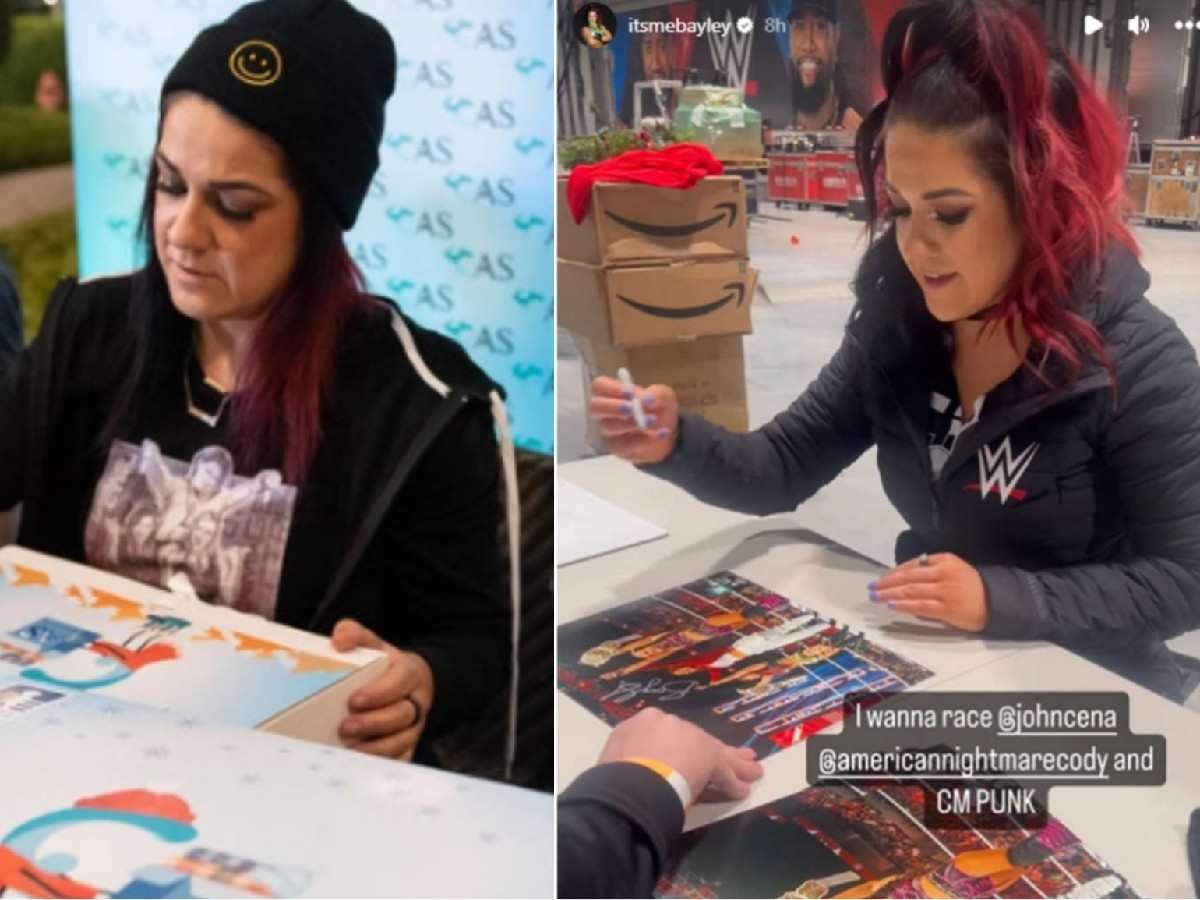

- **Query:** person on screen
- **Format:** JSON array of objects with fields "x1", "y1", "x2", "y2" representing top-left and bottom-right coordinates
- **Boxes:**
[
  {"x1": 558, "y1": 707, "x2": 764, "y2": 898},
  {"x1": 0, "y1": 0, "x2": 512, "y2": 765},
  {"x1": 618, "y1": 6, "x2": 695, "y2": 126},
  {"x1": 787, "y1": 0, "x2": 864, "y2": 131},
  {"x1": 590, "y1": 0, "x2": 1200, "y2": 702}
]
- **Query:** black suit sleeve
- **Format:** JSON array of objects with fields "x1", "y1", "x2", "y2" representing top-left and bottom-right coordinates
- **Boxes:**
[{"x1": 558, "y1": 762, "x2": 686, "y2": 899}]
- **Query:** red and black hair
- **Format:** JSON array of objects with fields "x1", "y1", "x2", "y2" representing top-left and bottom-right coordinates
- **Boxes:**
[
  {"x1": 105, "y1": 103, "x2": 368, "y2": 485},
  {"x1": 852, "y1": 0, "x2": 1136, "y2": 383}
]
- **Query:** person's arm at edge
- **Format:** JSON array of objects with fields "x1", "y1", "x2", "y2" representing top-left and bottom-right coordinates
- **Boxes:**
[{"x1": 558, "y1": 762, "x2": 685, "y2": 899}]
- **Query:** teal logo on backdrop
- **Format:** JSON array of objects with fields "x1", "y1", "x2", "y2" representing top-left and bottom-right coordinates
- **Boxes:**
[{"x1": 65, "y1": 1, "x2": 554, "y2": 454}]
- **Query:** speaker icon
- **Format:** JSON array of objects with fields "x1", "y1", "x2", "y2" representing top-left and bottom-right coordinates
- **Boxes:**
[
  {"x1": 1127, "y1": 16, "x2": 1149, "y2": 33},
  {"x1": 1084, "y1": 14, "x2": 1104, "y2": 35}
]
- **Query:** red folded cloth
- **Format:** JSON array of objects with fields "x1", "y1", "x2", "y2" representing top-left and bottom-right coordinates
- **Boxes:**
[{"x1": 565, "y1": 143, "x2": 725, "y2": 224}]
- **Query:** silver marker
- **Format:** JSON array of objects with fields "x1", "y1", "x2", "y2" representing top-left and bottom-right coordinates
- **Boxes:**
[{"x1": 617, "y1": 367, "x2": 648, "y2": 429}]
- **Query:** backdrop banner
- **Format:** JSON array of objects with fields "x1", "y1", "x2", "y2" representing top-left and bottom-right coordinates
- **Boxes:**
[{"x1": 65, "y1": 0, "x2": 554, "y2": 453}]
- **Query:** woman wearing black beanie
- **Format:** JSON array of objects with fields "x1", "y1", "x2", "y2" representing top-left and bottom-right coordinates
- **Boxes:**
[{"x1": 0, "y1": 0, "x2": 515, "y2": 768}]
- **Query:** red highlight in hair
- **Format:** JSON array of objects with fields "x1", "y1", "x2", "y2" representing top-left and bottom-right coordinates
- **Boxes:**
[
  {"x1": 230, "y1": 241, "x2": 366, "y2": 484},
  {"x1": 977, "y1": 3, "x2": 1135, "y2": 379},
  {"x1": 862, "y1": 0, "x2": 1138, "y2": 385}
]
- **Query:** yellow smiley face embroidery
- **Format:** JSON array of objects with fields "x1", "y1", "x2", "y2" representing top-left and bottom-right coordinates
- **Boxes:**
[{"x1": 229, "y1": 40, "x2": 282, "y2": 87}]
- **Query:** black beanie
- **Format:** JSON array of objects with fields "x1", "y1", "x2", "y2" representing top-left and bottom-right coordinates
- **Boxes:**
[
  {"x1": 788, "y1": 0, "x2": 839, "y2": 23},
  {"x1": 162, "y1": 0, "x2": 396, "y2": 230}
]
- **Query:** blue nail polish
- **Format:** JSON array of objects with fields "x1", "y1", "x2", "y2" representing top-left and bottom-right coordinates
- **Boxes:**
[
  {"x1": 621, "y1": 388, "x2": 634, "y2": 400},
  {"x1": 646, "y1": 415, "x2": 658, "y2": 427},
  {"x1": 867, "y1": 580, "x2": 878, "y2": 591},
  {"x1": 619, "y1": 402, "x2": 632, "y2": 416},
  {"x1": 656, "y1": 427, "x2": 670, "y2": 439},
  {"x1": 642, "y1": 396, "x2": 656, "y2": 410},
  {"x1": 886, "y1": 601, "x2": 898, "y2": 609}
]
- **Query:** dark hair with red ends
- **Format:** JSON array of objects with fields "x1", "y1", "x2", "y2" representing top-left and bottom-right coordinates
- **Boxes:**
[
  {"x1": 103, "y1": 145, "x2": 368, "y2": 485},
  {"x1": 228, "y1": 186, "x2": 366, "y2": 483},
  {"x1": 853, "y1": 0, "x2": 1137, "y2": 387}
]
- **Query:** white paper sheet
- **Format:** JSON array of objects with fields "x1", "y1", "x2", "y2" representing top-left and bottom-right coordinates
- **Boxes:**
[
  {"x1": 557, "y1": 479, "x2": 668, "y2": 566},
  {"x1": 0, "y1": 677, "x2": 552, "y2": 899}
]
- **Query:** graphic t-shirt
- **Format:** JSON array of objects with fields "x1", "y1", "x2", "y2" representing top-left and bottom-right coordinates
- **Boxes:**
[
  {"x1": 82, "y1": 357, "x2": 297, "y2": 619},
  {"x1": 927, "y1": 375, "x2": 986, "y2": 480}
]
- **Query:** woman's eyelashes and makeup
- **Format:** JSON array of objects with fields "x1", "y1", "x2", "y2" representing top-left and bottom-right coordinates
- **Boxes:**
[
  {"x1": 154, "y1": 156, "x2": 263, "y2": 223},
  {"x1": 884, "y1": 202, "x2": 972, "y2": 227},
  {"x1": 155, "y1": 178, "x2": 258, "y2": 223},
  {"x1": 884, "y1": 183, "x2": 974, "y2": 228}
]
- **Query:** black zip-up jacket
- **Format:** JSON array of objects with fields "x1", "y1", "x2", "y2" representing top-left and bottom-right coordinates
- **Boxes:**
[
  {"x1": 0, "y1": 274, "x2": 509, "y2": 741},
  {"x1": 644, "y1": 238, "x2": 1200, "y2": 700}
]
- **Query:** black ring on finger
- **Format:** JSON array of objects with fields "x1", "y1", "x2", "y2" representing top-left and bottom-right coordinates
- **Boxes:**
[{"x1": 406, "y1": 695, "x2": 424, "y2": 728}]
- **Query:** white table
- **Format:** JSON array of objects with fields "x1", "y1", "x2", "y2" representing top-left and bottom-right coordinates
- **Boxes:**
[
  {"x1": 0, "y1": 675, "x2": 553, "y2": 898},
  {"x1": 557, "y1": 456, "x2": 1200, "y2": 899}
]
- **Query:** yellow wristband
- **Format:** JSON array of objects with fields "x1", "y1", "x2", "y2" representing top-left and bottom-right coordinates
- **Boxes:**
[{"x1": 622, "y1": 757, "x2": 693, "y2": 809}]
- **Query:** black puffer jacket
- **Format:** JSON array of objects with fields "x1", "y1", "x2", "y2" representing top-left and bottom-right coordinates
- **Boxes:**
[{"x1": 645, "y1": 236, "x2": 1200, "y2": 700}]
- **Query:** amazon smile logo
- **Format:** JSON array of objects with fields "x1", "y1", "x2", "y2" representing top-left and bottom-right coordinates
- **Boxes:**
[
  {"x1": 605, "y1": 202, "x2": 739, "y2": 238},
  {"x1": 617, "y1": 282, "x2": 746, "y2": 319}
]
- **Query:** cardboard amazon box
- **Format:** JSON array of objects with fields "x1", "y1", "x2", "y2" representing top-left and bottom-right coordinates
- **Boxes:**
[
  {"x1": 0, "y1": 546, "x2": 387, "y2": 746},
  {"x1": 557, "y1": 175, "x2": 749, "y2": 265},
  {"x1": 577, "y1": 333, "x2": 749, "y2": 452},
  {"x1": 558, "y1": 256, "x2": 756, "y2": 348}
]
